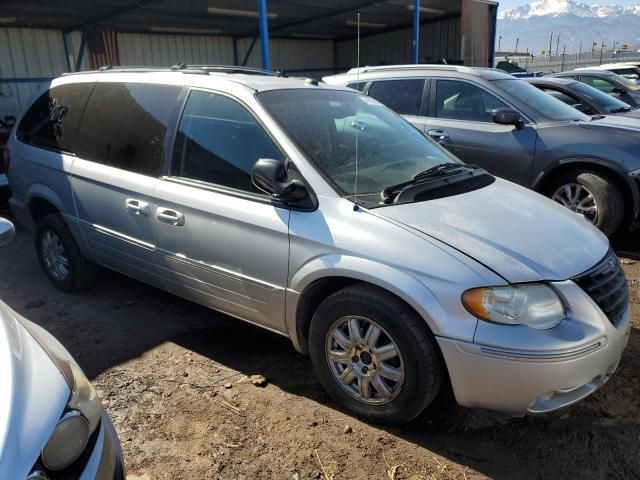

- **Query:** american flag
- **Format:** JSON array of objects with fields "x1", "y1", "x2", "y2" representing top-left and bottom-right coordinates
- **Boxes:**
[{"x1": 87, "y1": 29, "x2": 120, "y2": 70}]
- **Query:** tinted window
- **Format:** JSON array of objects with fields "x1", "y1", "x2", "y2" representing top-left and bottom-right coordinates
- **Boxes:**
[
  {"x1": 346, "y1": 82, "x2": 367, "y2": 92},
  {"x1": 569, "y1": 81, "x2": 633, "y2": 113},
  {"x1": 540, "y1": 87, "x2": 579, "y2": 106},
  {"x1": 172, "y1": 90, "x2": 283, "y2": 194},
  {"x1": 493, "y1": 79, "x2": 586, "y2": 121},
  {"x1": 17, "y1": 83, "x2": 94, "y2": 153},
  {"x1": 435, "y1": 80, "x2": 509, "y2": 122},
  {"x1": 76, "y1": 82, "x2": 180, "y2": 176},
  {"x1": 610, "y1": 68, "x2": 640, "y2": 80},
  {"x1": 580, "y1": 76, "x2": 618, "y2": 93},
  {"x1": 368, "y1": 79, "x2": 425, "y2": 116}
]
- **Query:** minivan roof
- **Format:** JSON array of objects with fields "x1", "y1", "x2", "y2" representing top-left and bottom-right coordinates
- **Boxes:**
[
  {"x1": 55, "y1": 66, "x2": 350, "y2": 93},
  {"x1": 323, "y1": 64, "x2": 515, "y2": 84}
]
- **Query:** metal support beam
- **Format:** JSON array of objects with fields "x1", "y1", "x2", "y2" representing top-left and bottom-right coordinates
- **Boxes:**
[
  {"x1": 232, "y1": 37, "x2": 239, "y2": 65},
  {"x1": 488, "y1": 3, "x2": 498, "y2": 67},
  {"x1": 62, "y1": 31, "x2": 73, "y2": 72},
  {"x1": 257, "y1": 0, "x2": 271, "y2": 70},
  {"x1": 75, "y1": 30, "x2": 88, "y2": 72},
  {"x1": 241, "y1": 37, "x2": 258, "y2": 66},
  {"x1": 412, "y1": 0, "x2": 420, "y2": 64}
]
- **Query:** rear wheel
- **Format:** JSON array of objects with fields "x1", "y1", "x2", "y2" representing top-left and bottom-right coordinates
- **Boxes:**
[
  {"x1": 35, "y1": 213, "x2": 97, "y2": 292},
  {"x1": 309, "y1": 284, "x2": 442, "y2": 425},
  {"x1": 546, "y1": 169, "x2": 624, "y2": 236}
]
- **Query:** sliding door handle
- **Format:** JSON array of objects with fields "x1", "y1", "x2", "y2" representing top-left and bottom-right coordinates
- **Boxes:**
[
  {"x1": 156, "y1": 207, "x2": 185, "y2": 226},
  {"x1": 125, "y1": 198, "x2": 150, "y2": 216}
]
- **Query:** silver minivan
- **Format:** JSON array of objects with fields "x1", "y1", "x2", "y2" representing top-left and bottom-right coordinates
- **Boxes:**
[{"x1": 7, "y1": 67, "x2": 630, "y2": 424}]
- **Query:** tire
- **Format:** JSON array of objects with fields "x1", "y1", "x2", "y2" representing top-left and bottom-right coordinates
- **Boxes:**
[
  {"x1": 35, "y1": 213, "x2": 97, "y2": 292},
  {"x1": 309, "y1": 284, "x2": 443, "y2": 425},
  {"x1": 545, "y1": 169, "x2": 624, "y2": 236}
]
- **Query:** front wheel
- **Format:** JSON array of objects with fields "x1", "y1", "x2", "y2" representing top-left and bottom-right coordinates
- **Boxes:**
[
  {"x1": 546, "y1": 169, "x2": 624, "y2": 236},
  {"x1": 309, "y1": 284, "x2": 443, "y2": 425}
]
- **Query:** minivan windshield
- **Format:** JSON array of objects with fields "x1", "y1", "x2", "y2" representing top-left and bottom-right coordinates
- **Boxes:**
[
  {"x1": 568, "y1": 81, "x2": 634, "y2": 113},
  {"x1": 493, "y1": 79, "x2": 588, "y2": 121},
  {"x1": 258, "y1": 89, "x2": 462, "y2": 202}
]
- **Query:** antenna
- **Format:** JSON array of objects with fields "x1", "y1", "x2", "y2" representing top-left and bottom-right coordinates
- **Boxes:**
[{"x1": 353, "y1": 10, "x2": 361, "y2": 211}]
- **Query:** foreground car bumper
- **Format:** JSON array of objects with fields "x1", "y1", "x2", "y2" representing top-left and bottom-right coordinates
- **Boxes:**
[
  {"x1": 437, "y1": 306, "x2": 630, "y2": 414},
  {"x1": 78, "y1": 412, "x2": 125, "y2": 480}
]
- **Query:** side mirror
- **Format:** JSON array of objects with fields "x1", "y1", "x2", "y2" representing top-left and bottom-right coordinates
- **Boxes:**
[
  {"x1": 492, "y1": 108, "x2": 525, "y2": 127},
  {"x1": 251, "y1": 158, "x2": 308, "y2": 202},
  {"x1": 3, "y1": 116, "x2": 16, "y2": 128},
  {"x1": 0, "y1": 218, "x2": 15, "y2": 247}
]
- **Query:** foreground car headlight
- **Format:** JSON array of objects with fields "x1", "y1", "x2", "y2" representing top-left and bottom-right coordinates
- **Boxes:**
[
  {"x1": 462, "y1": 284, "x2": 566, "y2": 329},
  {"x1": 19, "y1": 321, "x2": 103, "y2": 471},
  {"x1": 41, "y1": 362, "x2": 102, "y2": 470}
]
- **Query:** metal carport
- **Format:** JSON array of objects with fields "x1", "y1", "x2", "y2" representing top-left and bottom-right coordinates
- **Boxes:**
[{"x1": 0, "y1": 0, "x2": 498, "y2": 117}]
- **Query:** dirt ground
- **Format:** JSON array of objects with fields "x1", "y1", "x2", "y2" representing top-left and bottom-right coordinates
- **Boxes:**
[{"x1": 1, "y1": 207, "x2": 639, "y2": 480}]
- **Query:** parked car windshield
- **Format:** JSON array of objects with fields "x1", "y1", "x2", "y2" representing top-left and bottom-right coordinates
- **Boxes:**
[
  {"x1": 257, "y1": 89, "x2": 460, "y2": 200},
  {"x1": 493, "y1": 79, "x2": 588, "y2": 121},
  {"x1": 568, "y1": 81, "x2": 634, "y2": 113}
]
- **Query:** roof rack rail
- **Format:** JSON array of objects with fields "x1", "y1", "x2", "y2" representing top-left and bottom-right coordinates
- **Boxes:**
[
  {"x1": 184, "y1": 64, "x2": 284, "y2": 76},
  {"x1": 345, "y1": 64, "x2": 463, "y2": 74}
]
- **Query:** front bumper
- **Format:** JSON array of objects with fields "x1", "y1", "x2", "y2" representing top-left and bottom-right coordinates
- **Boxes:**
[
  {"x1": 78, "y1": 412, "x2": 125, "y2": 480},
  {"x1": 437, "y1": 305, "x2": 630, "y2": 414}
]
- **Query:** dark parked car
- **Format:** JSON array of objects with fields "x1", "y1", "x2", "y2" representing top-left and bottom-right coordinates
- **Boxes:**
[
  {"x1": 325, "y1": 65, "x2": 640, "y2": 235},
  {"x1": 549, "y1": 69, "x2": 640, "y2": 108},
  {"x1": 525, "y1": 77, "x2": 640, "y2": 119}
]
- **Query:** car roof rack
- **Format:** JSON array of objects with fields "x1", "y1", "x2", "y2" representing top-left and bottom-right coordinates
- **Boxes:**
[
  {"x1": 170, "y1": 63, "x2": 285, "y2": 76},
  {"x1": 345, "y1": 64, "x2": 464, "y2": 75}
]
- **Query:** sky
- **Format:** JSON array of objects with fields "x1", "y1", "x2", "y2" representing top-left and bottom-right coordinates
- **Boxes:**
[{"x1": 498, "y1": 0, "x2": 639, "y2": 11}]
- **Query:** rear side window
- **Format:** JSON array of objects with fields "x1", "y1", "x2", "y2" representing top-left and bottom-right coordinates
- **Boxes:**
[
  {"x1": 435, "y1": 80, "x2": 509, "y2": 122},
  {"x1": 75, "y1": 82, "x2": 181, "y2": 176},
  {"x1": 346, "y1": 81, "x2": 367, "y2": 92},
  {"x1": 171, "y1": 90, "x2": 284, "y2": 194},
  {"x1": 368, "y1": 79, "x2": 425, "y2": 116},
  {"x1": 17, "y1": 83, "x2": 94, "y2": 153}
]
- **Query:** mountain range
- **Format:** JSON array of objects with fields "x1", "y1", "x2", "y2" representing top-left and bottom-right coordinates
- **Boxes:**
[{"x1": 497, "y1": 0, "x2": 640, "y2": 54}]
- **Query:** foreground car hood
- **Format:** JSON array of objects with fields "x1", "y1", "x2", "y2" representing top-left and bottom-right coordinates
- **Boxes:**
[
  {"x1": 376, "y1": 179, "x2": 609, "y2": 283},
  {"x1": 0, "y1": 302, "x2": 69, "y2": 478}
]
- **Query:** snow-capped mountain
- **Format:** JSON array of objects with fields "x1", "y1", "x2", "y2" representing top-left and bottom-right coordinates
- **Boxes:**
[
  {"x1": 499, "y1": 0, "x2": 640, "y2": 21},
  {"x1": 497, "y1": 0, "x2": 640, "y2": 53}
]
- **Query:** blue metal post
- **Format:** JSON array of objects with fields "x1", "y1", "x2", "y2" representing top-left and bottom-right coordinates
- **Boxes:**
[
  {"x1": 488, "y1": 3, "x2": 498, "y2": 67},
  {"x1": 258, "y1": 0, "x2": 271, "y2": 70},
  {"x1": 75, "y1": 30, "x2": 87, "y2": 72},
  {"x1": 412, "y1": 0, "x2": 420, "y2": 64}
]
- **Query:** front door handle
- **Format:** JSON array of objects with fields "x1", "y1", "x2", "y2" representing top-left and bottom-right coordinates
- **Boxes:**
[
  {"x1": 427, "y1": 129, "x2": 451, "y2": 144},
  {"x1": 156, "y1": 207, "x2": 185, "y2": 226},
  {"x1": 125, "y1": 198, "x2": 150, "y2": 216}
]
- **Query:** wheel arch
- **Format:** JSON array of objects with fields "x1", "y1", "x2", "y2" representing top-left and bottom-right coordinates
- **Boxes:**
[
  {"x1": 26, "y1": 184, "x2": 67, "y2": 224},
  {"x1": 286, "y1": 257, "x2": 446, "y2": 355},
  {"x1": 532, "y1": 157, "x2": 638, "y2": 229}
]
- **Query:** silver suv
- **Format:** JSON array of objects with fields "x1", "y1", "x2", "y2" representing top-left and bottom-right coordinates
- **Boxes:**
[{"x1": 6, "y1": 66, "x2": 630, "y2": 424}]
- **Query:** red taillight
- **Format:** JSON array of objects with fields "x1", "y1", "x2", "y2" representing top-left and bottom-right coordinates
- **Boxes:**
[{"x1": 2, "y1": 146, "x2": 9, "y2": 174}]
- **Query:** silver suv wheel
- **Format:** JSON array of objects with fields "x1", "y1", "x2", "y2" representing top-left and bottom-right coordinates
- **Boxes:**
[
  {"x1": 551, "y1": 183, "x2": 598, "y2": 224},
  {"x1": 41, "y1": 230, "x2": 70, "y2": 281},
  {"x1": 325, "y1": 315, "x2": 405, "y2": 405}
]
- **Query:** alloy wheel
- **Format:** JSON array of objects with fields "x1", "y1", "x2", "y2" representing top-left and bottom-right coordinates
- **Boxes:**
[
  {"x1": 325, "y1": 315, "x2": 405, "y2": 405},
  {"x1": 552, "y1": 183, "x2": 599, "y2": 224},
  {"x1": 41, "y1": 230, "x2": 70, "y2": 281}
]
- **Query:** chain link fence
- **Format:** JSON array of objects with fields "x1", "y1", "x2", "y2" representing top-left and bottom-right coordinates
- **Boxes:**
[{"x1": 504, "y1": 51, "x2": 640, "y2": 74}]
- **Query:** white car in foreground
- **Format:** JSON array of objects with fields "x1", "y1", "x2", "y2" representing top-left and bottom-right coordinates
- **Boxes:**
[{"x1": 0, "y1": 218, "x2": 125, "y2": 479}]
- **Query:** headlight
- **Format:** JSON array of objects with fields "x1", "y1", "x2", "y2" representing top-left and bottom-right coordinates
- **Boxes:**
[
  {"x1": 18, "y1": 320, "x2": 103, "y2": 471},
  {"x1": 462, "y1": 284, "x2": 566, "y2": 329}
]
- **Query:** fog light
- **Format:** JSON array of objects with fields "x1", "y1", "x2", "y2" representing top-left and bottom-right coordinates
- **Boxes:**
[{"x1": 41, "y1": 411, "x2": 90, "y2": 471}]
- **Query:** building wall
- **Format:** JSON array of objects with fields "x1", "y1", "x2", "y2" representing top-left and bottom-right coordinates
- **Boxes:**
[
  {"x1": 335, "y1": 17, "x2": 462, "y2": 69},
  {"x1": 1, "y1": 18, "x2": 462, "y2": 117}
]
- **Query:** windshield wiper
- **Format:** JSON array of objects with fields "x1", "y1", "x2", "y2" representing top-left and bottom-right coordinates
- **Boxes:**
[{"x1": 381, "y1": 163, "x2": 473, "y2": 203}]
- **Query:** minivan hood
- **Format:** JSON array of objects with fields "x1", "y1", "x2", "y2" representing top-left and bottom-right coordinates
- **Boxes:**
[
  {"x1": 376, "y1": 179, "x2": 609, "y2": 283},
  {"x1": 0, "y1": 301, "x2": 70, "y2": 478}
]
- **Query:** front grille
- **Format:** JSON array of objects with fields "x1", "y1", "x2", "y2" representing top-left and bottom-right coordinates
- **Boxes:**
[{"x1": 573, "y1": 249, "x2": 629, "y2": 326}]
